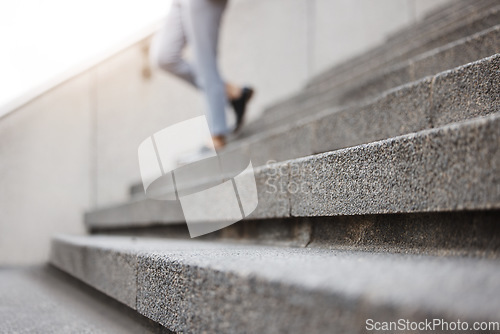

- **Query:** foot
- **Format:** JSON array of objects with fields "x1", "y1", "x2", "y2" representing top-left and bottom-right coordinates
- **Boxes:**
[{"x1": 230, "y1": 86, "x2": 254, "y2": 133}]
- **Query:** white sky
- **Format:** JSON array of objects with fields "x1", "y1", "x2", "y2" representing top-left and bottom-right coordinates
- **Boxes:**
[{"x1": 0, "y1": 0, "x2": 172, "y2": 116}]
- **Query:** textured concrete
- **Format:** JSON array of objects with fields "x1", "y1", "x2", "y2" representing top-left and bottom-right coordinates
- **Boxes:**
[
  {"x1": 0, "y1": 72, "x2": 91, "y2": 265},
  {"x1": 312, "y1": 0, "x2": 412, "y2": 76},
  {"x1": 393, "y1": 5, "x2": 500, "y2": 65},
  {"x1": 306, "y1": 1, "x2": 499, "y2": 92},
  {"x1": 255, "y1": 26, "x2": 499, "y2": 134},
  {"x1": 94, "y1": 41, "x2": 203, "y2": 207},
  {"x1": 288, "y1": 114, "x2": 500, "y2": 217},
  {"x1": 311, "y1": 0, "x2": 462, "y2": 79},
  {"x1": 85, "y1": 113, "x2": 500, "y2": 229},
  {"x1": 50, "y1": 237, "x2": 138, "y2": 309},
  {"x1": 392, "y1": 0, "x2": 497, "y2": 42},
  {"x1": 340, "y1": 25, "x2": 500, "y2": 105},
  {"x1": 92, "y1": 211, "x2": 500, "y2": 259},
  {"x1": 316, "y1": 0, "x2": 493, "y2": 84},
  {"x1": 245, "y1": 1, "x2": 500, "y2": 136},
  {"x1": 245, "y1": 117, "x2": 315, "y2": 166},
  {"x1": 411, "y1": 25, "x2": 500, "y2": 84},
  {"x1": 85, "y1": 198, "x2": 185, "y2": 229},
  {"x1": 313, "y1": 77, "x2": 433, "y2": 154},
  {"x1": 0, "y1": 266, "x2": 171, "y2": 333},
  {"x1": 306, "y1": 211, "x2": 500, "y2": 258},
  {"x1": 249, "y1": 161, "x2": 291, "y2": 219},
  {"x1": 51, "y1": 235, "x2": 500, "y2": 334},
  {"x1": 431, "y1": 50, "x2": 500, "y2": 127},
  {"x1": 0, "y1": 0, "x2": 455, "y2": 265},
  {"x1": 236, "y1": 54, "x2": 500, "y2": 165}
]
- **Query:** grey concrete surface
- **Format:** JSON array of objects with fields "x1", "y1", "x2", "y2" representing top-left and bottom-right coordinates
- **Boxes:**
[
  {"x1": 288, "y1": 113, "x2": 500, "y2": 217},
  {"x1": 306, "y1": 0, "x2": 498, "y2": 90},
  {"x1": 49, "y1": 239, "x2": 138, "y2": 308},
  {"x1": 393, "y1": 4, "x2": 500, "y2": 65},
  {"x1": 257, "y1": 25, "x2": 500, "y2": 134},
  {"x1": 0, "y1": 73, "x2": 91, "y2": 265},
  {"x1": 0, "y1": 0, "x2": 450, "y2": 265},
  {"x1": 85, "y1": 113, "x2": 500, "y2": 229},
  {"x1": 85, "y1": 198, "x2": 185, "y2": 229},
  {"x1": 431, "y1": 49, "x2": 500, "y2": 127},
  {"x1": 341, "y1": 25, "x2": 500, "y2": 105},
  {"x1": 223, "y1": 54, "x2": 499, "y2": 166},
  {"x1": 50, "y1": 235, "x2": 500, "y2": 334},
  {"x1": 91, "y1": 211, "x2": 500, "y2": 259},
  {"x1": 235, "y1": 53, "x2": 499, "y2": 163},
  {"x1": 94, "y1": 42, "x2": 203, "y2": 207},
  {"x1": 312, "y1": 0, "x2": 413, "y2": 76},
  {"x1": 391, "y1": 0, "x2": 497, "y2": 42},
  {"x1": 298, "y1": 15, "x2": 500, "y2": 126},
  {"x1": 0, "y1": 265, "x2": 171, "y2": 333}
]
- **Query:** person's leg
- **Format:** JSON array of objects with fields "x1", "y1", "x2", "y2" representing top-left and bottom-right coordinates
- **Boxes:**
[
  {"x1": 182, "y1": 0, "x2": 228, "y2": 140},
  {"x1": 150, "y1": 0, "x2": 198, "y2": 88}
]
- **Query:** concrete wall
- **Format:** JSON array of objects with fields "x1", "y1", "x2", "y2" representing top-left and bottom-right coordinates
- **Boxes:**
[
  {"x1": 0, "y1": 0, "x2": 451, "y2": 264},
  {"x1": 0, "y1": 73, "x2": 92, "y2": 264}
]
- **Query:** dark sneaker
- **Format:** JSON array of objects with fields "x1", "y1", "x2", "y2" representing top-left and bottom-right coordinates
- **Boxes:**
[{"x1": 230, "y1": 86, "x2": 254, "y2": 133}]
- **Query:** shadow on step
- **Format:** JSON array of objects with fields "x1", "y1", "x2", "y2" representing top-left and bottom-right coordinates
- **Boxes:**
[{"x1": 91, "y1": 210, "x2": 500, "y2": 259}]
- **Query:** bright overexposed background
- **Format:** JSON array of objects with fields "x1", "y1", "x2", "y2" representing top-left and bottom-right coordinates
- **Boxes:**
[{"x1": 0, "y1": 0, "x2": 172, "y2": 117}]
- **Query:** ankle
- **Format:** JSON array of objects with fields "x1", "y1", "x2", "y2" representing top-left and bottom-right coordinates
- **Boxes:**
[
  {"x1": 225, "y1": 83, "x2": 241, "y2": 100},
  {"x1": 212, "y1": 135, "x2": 226, "y2": 150}
]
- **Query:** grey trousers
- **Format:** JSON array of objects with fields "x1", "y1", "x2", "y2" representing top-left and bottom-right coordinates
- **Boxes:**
[{"x1": 151, "y1": 0, "x2": 228, "y2": 136}]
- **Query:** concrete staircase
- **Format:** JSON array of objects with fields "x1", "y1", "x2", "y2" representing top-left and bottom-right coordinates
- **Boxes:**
[
  {"x1": 49, "y1": 1, "x2": 499, "y2": 333},
  {"x1": 0, "y1": 266, "x2": 172, "y2": 333}
]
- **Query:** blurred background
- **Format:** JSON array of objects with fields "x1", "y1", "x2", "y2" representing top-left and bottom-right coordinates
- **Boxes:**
[{"x1": 0, "y1": 0, "x2": 450, "y2": 265}]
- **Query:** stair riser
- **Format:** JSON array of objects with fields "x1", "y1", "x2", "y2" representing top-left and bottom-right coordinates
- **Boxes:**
[
  {"x1": 84, "y1": 198, "x2": 184, "y2": 229},
  {"x1": 340, "y1": 26, "x2": 500, "y2": 108},
  {"x1": 224, "y1": 115, "x2": 500, "y2": 219},
  {"x1": 90, "y1": 211, "x2": 500, "y2": 259},
  {"x1": 385, "y1": 0, "x2": 498, "y2": 44},
  {"x1": 282, "y1": 115, "x2": 499, "y2": 217},
  {"x1": 242, "y1": 55, "x2": 499, "y2": 166},
  {"x1": 50, "y1": 236, "x2": 500, "y2": 334},
  {"x1": 49, "y1": 239, "x2": 137, "y2": 309},
  {"x1": 309, "y1": 0, "x2": 498, "y2": 86},
  {"x1": 306, "y1": 4, "x2": 500, "y2": 93},
  {"x1": 86, "y1": 114, "x2": 500, "y2": 231},
  {"x1": 306, "y1": 0, "x2": 491, "y2": 87},
  {"x1": 254, "y1": 27, "x2": 499, "y2": 134}
]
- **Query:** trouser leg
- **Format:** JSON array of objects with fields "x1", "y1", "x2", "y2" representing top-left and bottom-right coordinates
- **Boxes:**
[
  {"x1": 182, "y1": 0, "x2": 228, "y2": 136},
  {"x1": 150, "y1": 0, "x2": 199, "y2": 88}
]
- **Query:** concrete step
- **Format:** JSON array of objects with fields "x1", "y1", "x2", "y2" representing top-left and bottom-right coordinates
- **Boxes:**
[
  {"x1": 0, "y1": 265, "x2": 171, "y2": 333},
  {"x1": 245, "y1": 27, "x2": 500, "y2": 136},
  {"x1": 222, "y1": 54, "x2": 500, "y2": 168},
  {"x1": 386, "y1": 0, "x2": 498, "y2": 47},
  {"x1": 307, "y1": 0, "x2": 494, "y2": 89},
  {"x1": 92, "y1": 210, "x2": 500, "y2": 259},
  {"x1": 86, "y1": 112, "x2": 500, "y2": 232},
  {"x1": 305, "y1": 2, "x2": 500, "y2": 94},
  {"x1": 127, "y1": 40, "x2": 500, "y2": 200},
  {"x1": 50, "y1": 235, "x2": 500, "y2": 334},
  {"x1": 307, "y1": 0, "x2": 498, "y2": 90}
]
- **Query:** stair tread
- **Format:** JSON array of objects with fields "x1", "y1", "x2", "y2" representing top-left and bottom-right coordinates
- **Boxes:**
[
  {"x1": 51, "y1": 234, "x2": 500, "y2": 333},
  {"x1": 247, "y1": 27, "x2": 500, "y2": 136},
  {"x1": 131, "y1": 46, "x2": 500, "y2": 199},
  {"x1": 0, "y1": 266, "x2": 171, "y2": 334},
  {"x1": 304, "y1": 2, "x2": 500, "y2": 94},
  {"x1": 231, "y1": 53, "x2": 499, "y2": 166},
  {"x1": 87, "y1": 103, "x2": 500, "y2": 230}
]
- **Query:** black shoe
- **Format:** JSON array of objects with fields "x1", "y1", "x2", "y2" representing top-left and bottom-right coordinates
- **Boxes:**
[{"x1": 230, "y1": 86, "x2": 254, "y2": 133}]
